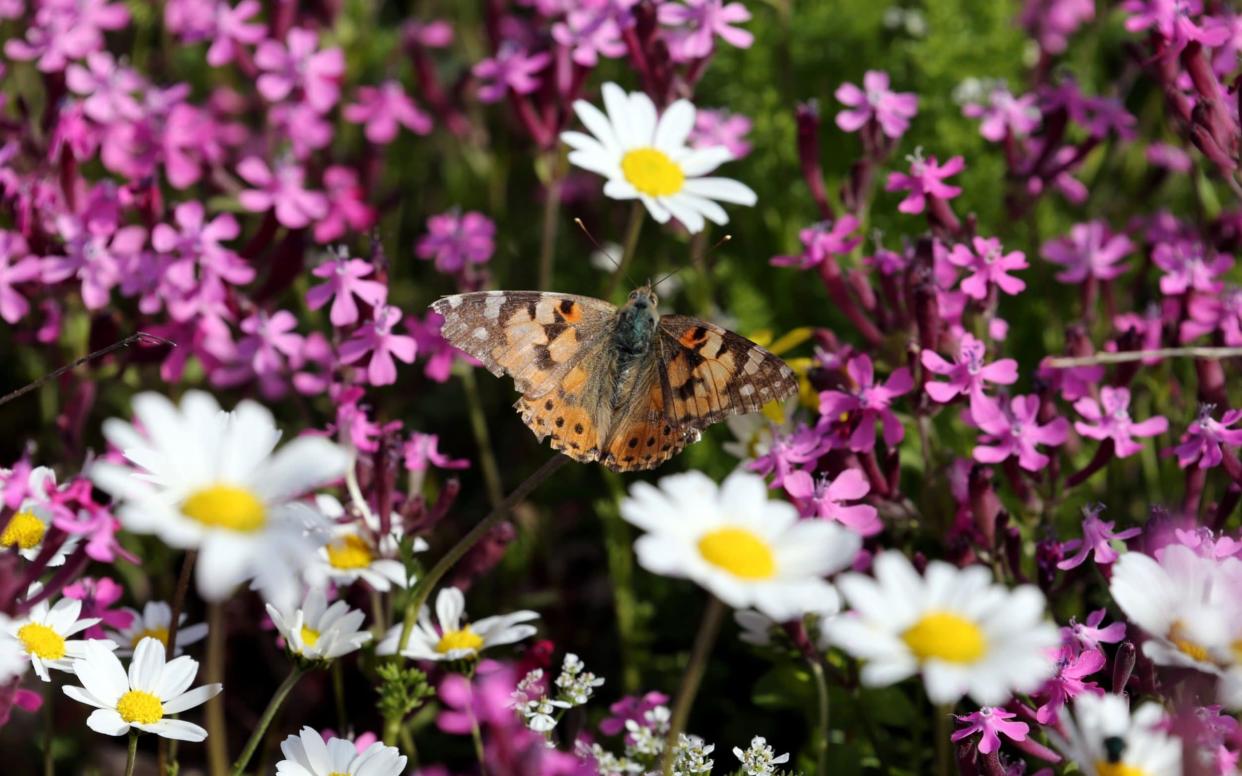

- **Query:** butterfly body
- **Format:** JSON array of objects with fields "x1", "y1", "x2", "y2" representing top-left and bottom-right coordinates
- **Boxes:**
[{"x1": 432, "y1": 286, "x2": 797, "y2": 472}]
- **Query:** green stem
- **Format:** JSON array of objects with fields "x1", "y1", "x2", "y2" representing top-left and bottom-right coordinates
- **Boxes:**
[
  {"x1": 603, "y1": 201, "x2": 645, "y2": 299},
  {"x1": 600, "y1": 472, "x2": 641, "y2": 693},
  {"x1": 537, "y1": 150, "x2": 568, "y2": 290},
  {"x1": 660, "y1": 596, "x2": 726, "y2": 776},
  {"x1": 461, "y1": 368, "x2": 505, "y2": 511},
  {"x1": 231, "y1": 665, "x2": 308, "y2": 776},
  {"x1": 935, "y1": 703, "x2": 952, "y2": 776},
  {"x1": 332, "y1": 661, "x2": 348, "y2": 734},
  {"x1": 125, "y1": 731, "x2": 139, "y2": 776},
  {"x1": 160, "y1": 549, "x2": 198, "y2": 775},
  {"x1": 809, "y1": 658, "x2": 830, "y2": 776},
  {"x1": 43, "y1": 679, "x2": 54, "y2": 776},
  {"x1": 205, "y1": 604, "x2": 228, "y2": 776},
  {"x1": 470, "y1": 714, "x2": 488, "y2": 774}
]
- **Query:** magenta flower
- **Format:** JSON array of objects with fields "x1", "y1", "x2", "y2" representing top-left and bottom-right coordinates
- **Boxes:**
[
  {"x1": 268, "y1": 101, "x2": 333, "y2": 159},
  {"x1": 4, "y1": 0, "x2": 130, "y2": 73},
  {"x1": 403, "y1": 432, "x2": 470, "y2": 472},
  {"x1": 951, "y1": 707, "x2": 1029, "y2": 755},
  {"x1": 972, "y1": 395, "x2": 1070, "y2": 471},
  {"x1": 1171, "y1": 405, "x2": 1242, "y2": 469},
  {"x1": 0, "y1": 231, "x2": 41, "y2": 324},
  {"x1": 600, "y1": 691, "x2": 670, "y2": 737},
  {"x1": 213, "y1": 309, "x2": 303, "y2": 398},
  {"x1": 784, "y1": 468, "x2": 881, "y2": 536},
  {"x1": 307, "y1": 253, "x2": 388, "y2": 327},
  {"x1": 1182, "y1": 287, "x2": 1242, "y2": 346},
  {"x1": 339, "y1": 305, "x2": 418, "y2": 386},
  {"x1": 835, "y1": 71, "x2": 919, "y2": 139},
  {"x1": 63, "y1": 577, "x2": 133, "y2": 639},
  {"x1": 408, "y1": 311, "x2": 479, "y2": 383},
  {"x1": 552, "y1": 8, "x2": 626, "y2": 66},
  {"x1": 65, "y1": 52, "x2": 145, "y2": 124},
  {"x1": 404, "y1": 19, "x2": 454, "y2": 48},
  {"x1": 344, "y1": 81, "x2": 433, "y2": 144},
  {"x1": 947, "y1": 236, "x2": 1028, "y2": 300},
  {"x1": 237, "y1": 157, "x2": 329, "y2": 229},
  {"x1": 1122, "y1": 0, "x2": 1229, "y2": 55},
  {"x1": 747, "y1": 422, "x2": 835, "y2": 490},
  {"x1": 206, "y1": 0, "x2": 266, "y2": 67},
  {"x1": 1033, "y1": 645, "x2": 1106, "y2": 724},
  {"x1": 1020, "y1": 0, "x2": 1095, "y2": 54},
  {"x1": 921, "y1": 333, "x2": 1018, "y2": 406},
  {"x1": 819, "y1": 355, "x2": 914, "y2": 452},
  {"x1": 1058, "y1": 507, "x2": 1143, "y2": 570},
  {"x1": 962, "y1": 84, "x2": 1040, "y2": 142},
  {"x1": 886, "y1": 152, "x2": 964, "y2": 214},
  {"x1": 1062, "y1": 609, "x2": 1127, "y2": 654},
  {"x1": 1147, "y1": 142, "x2": 1193, "y2": 172},
  {"x1": 43, "y1": 217, "x2": 146, "y2": 310},
  {"x1": 1073, "y1": 386, "x2": 1168, "y2": 458},
  {"x1": 1040, "y1": 221, "x2": 1132, "y2": 284},
  {"x1": 472, "y1": 45, "x2": 551, "y2": 103},
  {"x1": 689, "y1": 109, "x2": 752, "y2": 159},
  {"x1": 416, "y1": 210, "x2": 496, "y2": 274},
  {"x1": 314, "y1": 166, "x2": 376, "y2": 244},
  {"x1": 771, "y1": 216, "x2": 862, "y2": 269},
  {"x1": 255, "y1": 27, "x2": 345, "y2": 112},
  {"x1": 658, "y1": 0, "x2": 753, "y2": 61},
  {"x1": 1152, "y1": 240, "x2": 1234, "y2": 295},
  {"x1": 55, "y1": 504, "x2": 129, "y2": 563},
  {"x1": 151, "y1": 201, "x2": 251, "y2": 291}
]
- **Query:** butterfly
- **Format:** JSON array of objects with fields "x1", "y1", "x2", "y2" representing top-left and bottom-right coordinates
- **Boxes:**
[{"x1": 431, "y1": 285, "x2": 798, "y2": 472}]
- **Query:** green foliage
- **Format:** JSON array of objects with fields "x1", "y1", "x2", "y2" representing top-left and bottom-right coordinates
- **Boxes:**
[{"x1": 375, "y1": 662, "x2": 435, "y2": 725}]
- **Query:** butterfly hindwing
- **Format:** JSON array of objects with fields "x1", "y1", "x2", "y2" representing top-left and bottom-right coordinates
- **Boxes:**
[{"x1": 599, "y1": 353, "x2": 698, "y2": 472}]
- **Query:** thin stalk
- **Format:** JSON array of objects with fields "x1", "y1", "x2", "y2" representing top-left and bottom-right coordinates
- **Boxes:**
[
  {"x1": 231, "y1": 665, "x2": 308, "y2": 776},
  {"x1": 603, "y1": 202, "x2": 645, "y2": 299},
  {"x1": 205, "y1": 604, "x2": 229, "y2": 776},
  {"x1": 661, "y1": 596, "x2": 727, "y2": 776},
  {"x1": 809, "y1": 658, "x2": 830, "y2": 776},
  {"x1": 470, "y1": 713, "x2": 488, "y2": 774},
  {"x1": 537, "y1": 150, "x2": 568, "y2": 290},
  {"x1": 935, "y1": 703, "x2": 952, "y2": 776},
  {"x1": 332, "y1": 661, "x2": 348, "y2": 734},
  {"x1": 461, "y1": 368, "x2": 505, "y2": 511},
  {"x1": 159, "y1": 549, "x2": 197, "y2": 775},
  {"x1": 125, "y1": 732, "x2": 139, "y2": 776},
  {"x1": 43, "y1": 680, "x2": 54, "y2": 776}
]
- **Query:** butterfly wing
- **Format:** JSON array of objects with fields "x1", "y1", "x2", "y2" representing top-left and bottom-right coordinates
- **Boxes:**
[{"x1": 599, "y1": 351, "x2": 699, "y2": 472}]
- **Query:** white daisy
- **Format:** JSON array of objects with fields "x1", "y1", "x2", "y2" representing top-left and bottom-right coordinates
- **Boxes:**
[
  {"x1": 62, "y1": 637, "x2": 221, "y2": 741},
  {"x1": 825, "y1": 551, "x2": 1059, "y2": 705},
  {"x1": 275, "y1": 727, "x2": 407, "y2": 776},
  {"x1": 734, "y1": 605, "x2": 837, "y2": 650},
  {"x1": 375, "y1": 586, "x2": 539, "y2": 661},
  {"x1": 4, "y1": 591, "x2": 116, "y2": 681},
  {"x1": 1049, "y1": 693, "x2": 1181, "y2": 776},
  {"x1": 619, "y1": 470, "x2": 860, "y2": 621},
  {"x1": 561, "y1": 82, "x2": 757, "y2": 233},
  {"x1": 265, "y1": 587, "x2": 372, "y2": 661},
  {"x1": 91, "y1": 391, "x2": 351, "y2": 610},
  {"x1": 0, "y1": 613, "x2": 27, "y2": 684},
  {"x1": 1, "y1": 467, "x2": 80, "y2": 565},
  {"x1": 106, "y1": 601, "x2": 208, "y2": 657},
  {"x1": 315, "y1": 523, "x2": 410, "y2": 592}
]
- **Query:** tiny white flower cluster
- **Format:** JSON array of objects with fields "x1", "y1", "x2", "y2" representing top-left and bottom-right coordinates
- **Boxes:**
[
  {"x1": 671, "y1": 733, "x2": 715, "y2": 776},
  {"x1": 732, "y1": 736, "x2": 791, "y2": 776},
  {"x1": 625, "y1": 706, "x2": 671, "y2": 759},
  {"x1": 513, "y1": 653, "x2": 605, "y2": 735},
  {"x1": 555, "y1": 652, "x2": 605, "y2": 705}
]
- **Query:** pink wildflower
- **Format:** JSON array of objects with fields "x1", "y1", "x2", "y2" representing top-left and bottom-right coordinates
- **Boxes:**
[
  {"x1": 416, "y1": 210, "x2": 496, "y2": 274},
  {"x1": 403, "y1": 433, "x2": 470, "y2": 472},
  {"x1": 819, "y1": 355, "x2": 914, "y2": 452},
  {"x1": 963, "y1": 84, "x2": 1040, "y2": 142},
  {"x1": 921, "y1": 333, "x2": 1018, "y2": 406},
  {"x1": 339, "y1": 305, "x2": 418, "y2": 386},
  {"x1": 344, "y1": 81, "x2": 433, "y2": 144},
  {"x1": 886, "y1": 152, "x2": 964, "y2": 214},
  {"x1": 747, "y1": 422, "x2": 835, "y2": 490},
  {"x1": 784, "y1": 468, "x2": 882, "y2": 536},
  {"x1": 206, "y1": 0, "x2": 266, "y2": 67},
  {"x1": 314, "y1": 166, "x2": 376, "y2": 244},
  {"x1": 0, "y1": 231, "x2": 41, "y2": 324},
  {"x1": 658, "y1": 0, "x2": 753, "y2": 61},
  {"x1": 1073, "y1": 386, "x2": 1168, "y2": 458},
  {"x1": 1171, "y1": 406, "x2": 1242, "y2": 469},
  {"x1": 472, "y1": 45, "x2": 550, "y2": 103},
  {"x1": 255, "y1": 27, "x2": 346, "y2": 112},
  {"x1": 951, "y1": 707, "x2": 1030, "y2": 755},
  {"x1": 947, "y1": 236, "x2": 1028, "y2": 300},
  {"x1": 307, "y1": 253, "x2": 388, "y2": 327},
  {"x1": 972, "y1": 395, "x2": 1070, "y2": 471},
  {"x1": 1152, "y1": 240, "x2": 1233, "y2": 295},
  {"x1": 771, "y1": 217, "x2": 862, "y2": 269},
  {"x1": 237, "y1": 157, "x2": 329, "y2": 229},
  {"x1": 689, "y1": 109, "x2": 752, "y2": 159},
  {"x1": 1058, "y1": 507, "x2": 1143, "y2": 569},
  {"x1": 835, "y1": 70, "x2": 919, "y2": 139},
  {"x1": 1040, "y1": 221, "x2": 1132, "y2": 283},
  {"x1": 1034, "y1": 645, "x2": 1106, "y2": 724},
  {"x1": 1062, "y1": 609, "x2": 1127, "y2": 654}
]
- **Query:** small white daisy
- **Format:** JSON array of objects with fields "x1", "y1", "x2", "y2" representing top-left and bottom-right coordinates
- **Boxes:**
[
  {"x1": 5, "y1": 591, "x2": 116, "y2": 681},
  {"x1": 0, "y1": 613, "x2": 27, "y2": 684},
  {"x1": 62, "y1": 637, "x2": 221, "y2": 741},
  {"x1": 561, "y1": 82, "x2": 757, "y2": 233},
  {"x1": 375, "y1": 587, "x2": 539, "y2": 661},
  {"x1": 91, "y1": 391, "x2": 351, "y2": 610},
  {"x1": 106, "y1": 601, "x2": 208, "y2": 657},
  {"x1": 825, "y1": 551, "x2": 1059, "y2": 705},
  {"x1": 619, "y1": 470, "x2": 860, "y2": 621},
  {"x1": 1049, "y1": 693, "x2": 1181, "y2": 776},
  {"x1": 265, "y1": 587, "x2": 372, "y2": 661},
  {"x1": 275, "y1": 727, "x2": 407, "y2": 776},
  {"x1": 315, "y1": 523, "x2": 410, "y2": 592},
  {"x1": 1, "y1": 467, "x2": 80, "y2": 565}
]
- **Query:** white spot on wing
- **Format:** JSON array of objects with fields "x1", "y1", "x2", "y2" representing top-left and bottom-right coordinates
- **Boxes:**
[
  {"x1": 739, "y1": 384, "x2": 756, "y2": 397},
  {"x1": 484, "y1": 294, "x2": 504, "y2": 320},
  {"x1": 472, "y1": 326, "x2": 488, "y2": 340},
  {"x1": 447, "y1": 295, "x2": 463, "y2": 308}
]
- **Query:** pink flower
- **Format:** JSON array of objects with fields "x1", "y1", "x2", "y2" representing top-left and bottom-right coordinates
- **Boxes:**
[
  {"x1": 1122, "y1": 0, "x2": 1229, "y2": 55},
  {"x1": 1074, "y1": 386, "x2": 1168, "y2": 458},
  {"x1": 206, "y1": 0, "x2": 266, "y2": 67},
  {"x1": 1147, "y1": 141, "x2": 1193, "y2": 172},
  {"x1": 658, "y1": 0, "x2": 753, "y2": 61},
  {"x1": 403, "y1": 432, "x2": 470, "y2": 472},
  {"x1": 963, "y1": 84, "x2": 1040, "y2": 142},
  {"x1": 268, "y1": 101, "x2": 333, "y2": 159},
  {"x1": 416, "y1": 210, "x2": 496, "y2": 274},
  {"x1": 255, "y1": 27, "x2": 345, "y2": 112},
  {"x1": 0, "y1": 230, "x2": 41, "y2": 323},
  {"x1": 947, "y1": 236, "x2": 1028, "y2": 300},
  {"x1": 43, "y1": 217, "x2": 146, "y2": 310},
  {"x1": 951, "y1": 707, "x2": 1029, "y2": 755},
  {"x1": 600, "y1": 691, "x2": 670, "y2": 737},
  {"x1": 1182, "y1": 287, "x2": 1242, "y2": 346},
  {"x1": 771, "y1": 216, "x2": 862, "y2": 269},
  {"x1": 4, "y1": 0, "x2": 130, "y2": 73},
  {"x1": 1020, "y1": 0, "x2": 1095, "y2": 54},
  {"x1": 748, "y1": 422, "x2": 835, "y2": 490},
  {"x1": 404, "y1": 19, "x2": 454, "y2": 48},
  {"x1": 344, "y1": 81, "x2": 433, "y2": 144},
  {"x1": 314, "y1": 166, "x2": 376, "y2": 243},
  {"x1": 237, "y1": 157, "x2": 329, "y2": 229},
  {"x1": 212, "y1": 309, "x2": 303, "y2": 398},
  {"x1": 552, "y1": 8, "x2": 626, "y2": 66},
  {"x1": 1152, "y1": 240, "x2": 1234, "y2": 295},
  {"x1": 784, "y1": 468, "x2": 881, "y2": 536},
  {"x1": 886, "y1": 152, "x2": 964, "y2": 214},
  {"x1": 835, "y1": 71, "x2": 919, "y2": 139},
  {"x1": 472, "y1": 45, "x2": 550, "y2": 103},
  {"x1": 339, "y1": 305, "x2": 418, "y2": 386},
  {"x1": 65, "y1": 52, "x2": 145, "y2": 124},
  {"x1": 307, "y1": 253, "x2": 388, "y2": 327},
  {"x1": 408, "y1": 311, "x2": 479, "y2": 383},
  {"x1": 972, "y1": 395, "x2": 1070, "y2": 471},
  {"x1": 1171, "y1": 405, "x2": 1242, "y2": 469},
  {"x1": 921, "y1": 333, "x2": 1018, "y2": 407},
  {"x1": 151, "y1": 201, "x2": 251, "y2": 292},
  {"x1": 688, "y1": 109, "x2": 752, "y2": 159},
  {"x1": 1040, "y1": 221, "x2": 1132, "y2": 283},
  {"x1": 1057, "y1": 507, "x2": 1142, "y2": 570},
  {"x1": 62, "y1": 577, "x2": 133, "y2": 639},
  {"x1": 1033, "y1": 645, "x2": 1106, "y2": 724},
  {"x1": 819, "y1": 355, "x2": 914, "y2": 452},
  {"x1": 1062, "y1": 609, "x2": 1127, "y2": 654}
]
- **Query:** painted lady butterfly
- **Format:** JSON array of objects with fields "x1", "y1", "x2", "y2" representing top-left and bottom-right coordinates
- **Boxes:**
[{"x1": 431, "y1": 285, "x2": 798, "y2": 472}]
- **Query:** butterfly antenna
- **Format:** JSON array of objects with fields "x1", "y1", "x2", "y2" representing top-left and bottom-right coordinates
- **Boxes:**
[
  {"x1": 574, "y1": 218, "x2": 621, "y2": 269},
  {"x1": 652, "y1": 234, "x2": 732, "y2": 290}
]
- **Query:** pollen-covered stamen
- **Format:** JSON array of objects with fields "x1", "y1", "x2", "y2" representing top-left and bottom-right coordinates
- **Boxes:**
[
  {"x1": 181, "y1": 484, "x2": 266, "y2": 532},
  {"x1": 18, "y1": 623, "x2": 66, "y2": 660},
  {"x1": 435, "y1": 626, "x2": 484, "y2": 655},
  {"x1": 697, "y1": 527, "x2": 777, "y2": 579},
  {"x1": 620, "y1": 148, "x2": 685, "y2": 197},
  {"x1": 299, "y1": 625, "x2": 321, "y2": 648},
  {"x1": 1, "y1": 511, "x2": 47, "y2": 550},
  {"x1": 116, "y1": 689, "x2": 164, "y2": 725},
  {"x1": 902, "y1": 611, "x2": 987, "y2": 664},
  {"x1": 326, "y1": 534, "x2": 375, "y2": 570},
  {"x1": 131, "y1": 627, "x2": 170, "y2": 649}
]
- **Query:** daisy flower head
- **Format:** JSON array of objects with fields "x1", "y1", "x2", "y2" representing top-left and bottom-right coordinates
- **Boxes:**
[
  {"x1": 619, "y1": 470, "x2": 861, "y2": 621},
  {"x1": 825, "y1": 551, "x2": 1059, "y2": 705},
  {"x1": 6, "y1": 590, "x2": 116, "y2": 681},
  {"x1": 276, "y1": 727, "x2": 407, "y2": 776},
  {"x1": 106, "y1": 601, "x2": 208, "y2": 657},
  {"x1": 0, "y1": 495, "x2": 78, "y2": 565},
  {"x1": 376, "y1": 587, "x2": 539, "y2": 662},
  {"x1": 315, "y1": 521, "x2": 411, "y2": 592},
  {"x1": 91, "y1": 391, "x2": 351, "y2": 610},
  {"x1": 63, "y1": 637, "x2": 221, "y2": 741},
  {"x1": 1050, "y1": 693, "x2": 1181, "y2": 776},
  {"x1": 561, "y1": 82, "x2": 757, "y2": 233},
  {"x1": 265, "y1": 587, "x2": 372, "y2": 662}
]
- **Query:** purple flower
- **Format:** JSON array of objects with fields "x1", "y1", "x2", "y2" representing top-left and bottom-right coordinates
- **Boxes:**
[
  {"x1": 552, "y1": 8, "x2": 626, "y2": 66},
  {"x1": 344, "y1": 81, "x2": 433, "y2": 144},
  {"x1": 1171, "y1": 405, "x2": 1242, "y2": 469},
  {"x1": 213, "y1": 309, "x2": 303, "y2": 398},
  {"x1": 1152, "y1": 240, "x2": 1234, "y2": 295},
  {"x1": 1074, "y1": 386, "x2": 1168, "y2": 459},
  {"x1": 972, "y1": 395, "x2": 1070, "y2": 472},
  {"x1": 600, "y1": 691, "x2": 670, "y2": 738},
  {"x1": 947, "y1": 236, "x2": 1028, "y2": 300},
  {"x1": 339, "y1": 305, "x2": 418, "y2": 386},
  {"x1": 921, "y1": 333, "x2": 1018, "y2": 406},
  {"x1": 43, "y1": 216, "x2": 146, "y2": 310},
  {"x1": 237, "y1": 157, "x2": 329, "y2": 229},
  {"x1": 63, "y1": 577, "x2": 133, "y2": 638},
  {"x1": 472, "y1": 45, "x2": 550, "y2": 103},
  {"x1": 785, "y1": 468, "x2": 881, "y2": 536},
  {"x1": 1040, "y1": 221, "x2": 1132, "y2": 284},
  {"x1": 268, "y1": 101, "x2": 333, "y2": 159},
  {"x1": 689, "y1": 109, "x2": 752, "y2": 159},
  {"x1": 314, "y1": 166, "x2": 377, "y2": 244},
  {"x1": 1057, "y1": 507, "x2": 1143, "y2": 570},
  {"x1": 1147, "y1": 141, "x2": 1193, "y2": 172},
  {"x1": 771, "y1": 216, "x2": 862, "y2": 269},
  {"x1": 0, "y1": 230, "x2": 41, "y2": 323},
  {"x1": 886, "y1": 151, "x2": 964, "y2": 214},
  {"x1": 4, "y1": 0, "x2": 130, "y2": 73},
  {"x1": 151, "y1": 201, "x2": 251, "y2": 292},
  {"x1": 255, "y1": 27, "x2": 345, "y2": 112},
  {"x1": 416, "y1": 210, "x2": 496, "y2": 274},
  {"x1": 1033, "y1": 645, "x2": 1106, "y2": 724},
  {"x1": 307, "y1": 253, "x2": 388, "y2": 327},
  {"x1": 962, "y1": 84, "x2": 1040, "y2": 142},
  {"x1": 951, "y1": 707, "x2": 1029, "y2": 755},
  {"x1": 819, "y1": 355, "x2": 914, "y2": 452},
  {"x1": 658, "y1": 0, "x2": 753, "y2": 61},
  {"x1": 65, "y1": 52, "x2": 145, "y2": 124},
  {"x1": 747, "y1": 422, "x2": 835, "y2": 490},
  {"x1": 1122, "y1": 0, "x2": 1229, "y2": 56},
  {"x1": 1019, "y1": 0, "x2": 1095, "y2": 54},
  {"x1": 408, "y1": 311, "x2": 479, "y2": 383},
  {"x1": 403, "y1": 432, "x2": 470, "y2": 472},
  {"x1": 205, "y1": 0, "x2": 266, "y2": 67},
  {"x1": 835, "y1": 70, "x2": 919, "y2": 139},
  {"x1": 1062, "y1": 609, "x2": 1127, "y2": 654}
]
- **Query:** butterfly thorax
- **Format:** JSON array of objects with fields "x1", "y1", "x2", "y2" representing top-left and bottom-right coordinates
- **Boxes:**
[{"x1": 609, "y1": 290, "x2": 660, "y2": 407}]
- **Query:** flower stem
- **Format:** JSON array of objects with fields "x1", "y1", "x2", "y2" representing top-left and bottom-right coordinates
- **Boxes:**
[
  {"x1": 332, "y1": 660, "x2": 348, "y2": 734},
  {"x1": 603, "y1": 201, "x2": 645, "y2": 299},
  {"x1": 809, "y1": 658, "x2": 830, "y2": 776},
  {"x1": 469, "y1": 712, "x2": 488, "y2": 773},
  {"x1": 231, "y1": 664, "x2": 307, "y2": 776},
  {"x1": 537, "y1": 150, "x2": 568, "y2": 290},
  {"x1": 124, "y1": 731, "x2": 139, "y2": 776},
  {"x1": 661, "y1": 595, "x2": 727, "y2": 776},
  {"x1": 934, "y1": 703, "x2": 952, "y2": 776},
  {"x1": 159, "y1": 548, "x2": 198, "y2": 775},
  {"x1": 461, "y1": 367, "x2": 505, "y2": 512},
  {"x1": 205, "y1": 604, "x2": 228, "y2": 776},
  {"x1": 43, "y1": 680, "x2": 54, "y2": 776}
]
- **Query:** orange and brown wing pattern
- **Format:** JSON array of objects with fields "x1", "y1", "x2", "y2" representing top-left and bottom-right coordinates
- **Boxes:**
[
  {"x1": 515, "y1": 355, "x2": 610, "y2": 465},
  {"x1": 599, "y1": 356, "x2": 699, "y2": 472},
  {"x1": 657, "y1": 315, "x2": 798, "y2": 430}
]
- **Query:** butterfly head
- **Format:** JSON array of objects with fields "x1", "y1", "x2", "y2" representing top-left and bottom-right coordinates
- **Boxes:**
[{"x1": 616, "y1": 284, "x2": 660, "y2": 355}]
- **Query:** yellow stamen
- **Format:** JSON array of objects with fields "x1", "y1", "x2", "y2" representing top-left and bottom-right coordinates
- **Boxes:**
[
  {"x1": 697, "y1": 527, "x2": 777, "y2": 580},
  {"x1": 326, "y1": 534, "x2": 374, "y2": 570},
  {"x1": 1169, "y1": 621, "x2": 1210, "y2": 663},
  {"x1": 902, "y1": 611, "x2": 987, "y2": 664},
  {"x1": 435, "y1": 627, "x2": 484, "y2": 655},
  {"x1": 1094, "y1": 763, "x2": 1147, "y2": 776},
  {"x1": 130, "y1": 627, "x2": 170, "y2": 649},
  {"x1": 181, "y1": 485, "x2": 266, "y2": 532},
  {"x1": 620, "y1": 148, "x2": 685, "y2": 197},
  {"x1": 1, "y1": 511, "x2": 46, "y2": 550},
  {"x1": 299, "y1": 625, "x2": 320, "y2": 649},
  {"x1": 116, "y1": 689, "x2": 164, "y2": 725},
  {"x1": 18, "y1": 622, "x2": 65, "y2": 660}
]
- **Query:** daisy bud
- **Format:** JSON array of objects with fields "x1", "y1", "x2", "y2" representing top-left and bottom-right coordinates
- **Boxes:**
[{"x1": 1112, "y1": 640, "x2": 1136, "y2": 694}]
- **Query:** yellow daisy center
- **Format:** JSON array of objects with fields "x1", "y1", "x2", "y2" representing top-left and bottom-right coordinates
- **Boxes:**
[
  {"x1": 1095, "y1": 763, "x2": 1147, "y2": 776},
  {"x1": 18, "y1": 622, "x2": 65, "y2": 660},
  {"x1": 130, "y1": 627, "x2": 170, "y2": 649},
  {"x1": 181, "y1": 485, "x2": 266, "y2": 532},
  {"x1": 1169, "y1": 621, "x2": 1210, "y2": 663},
  {"x1": 436, "y1": 626, "x2": 484, "y2": 655},
  {"x1": 620, "y1": 147, "x2": 685, "y2": 197},
  {"x1": 1, "y1": 511, "x2": 46, "y2": 550},
  {"x1": 116, "y1": 689, "x2": 164, "y2": 725},
  {"x1": 697, "y1": 527, "x2": 777, "y2": 580},
  {"x1": 299, "y1": 625, "x2": 321, "y2": 649},
  {"x1": 902, "y1": 611, "x2": 987, "y2": 664},
  {"x1": 326, "y1": 534, "x2": 374, "y2": 570}
]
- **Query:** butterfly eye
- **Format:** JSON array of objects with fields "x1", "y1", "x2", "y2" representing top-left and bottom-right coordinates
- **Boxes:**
[{"x1": 649, "y1": 293, "x2": 659, "y2": 307}]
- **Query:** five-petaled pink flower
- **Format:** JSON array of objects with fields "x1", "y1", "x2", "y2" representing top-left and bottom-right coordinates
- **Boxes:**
[
  {"x1": 0, "y1": 230, "x2": 42, "y2": 324},
  {"x1": 344, "y1": 81, "x2": 433, "y2": 144},
  {"x1": 689, "y1": 109, "x2": 752, "y2": 159},
  {"x1": 771, "y1": 216, "x2": 862, "y2": 269},
  {"x1": 947, "y1": 236, "x2": 1028, "y2": 300},
  {"x1": 835, "y1": 71, "x2": 919, "y2": 139},
  {"x1": 921, "y1": 333, "x2": 1018, "y2": 410},
  {"x1": 951, "y1": 707, "x2": 1029, "y2": 755},
  {"x1": 1062, "y1": 609, "x2": 1127, "y2": 654},
  {"x1": 1057, "y1": 506, "x2": 1142, "y2": 569},
  {"x1": 65, "y1": 52, "x2": 145, "y2": 124},
  {"x1": 784, "y1": 468, "x2": 882, "y2": 536},
  {"x1": 886, "y1": 151, "x2": 964, "y2": 214},
  {"x1": 963, "y1": 83, "x2": 1040, "y2": 141},
  {"x1": 972, "y1": 395, "x2": 1070, "y2": 471},
  {"x1": 416, "y1": 210, "x2": 496, "y2": 274},
  {"x1": 307, "y1": 253, "x2": 388, "y2": 327},
  {"x1": 314, "y1": 166, "x2": 376, "y2": 244},
  {"x1": 1152, "y1": 240, "x2": 1234, "y2": 295},
  {"x1": 1033, "y1": 644, "x2": 1106, "y2": 723},
  {"x1": 819, "y1": 355, "x2": 914, "y2": 452},
  {"x1": 552, "y1": 8, "x2": 627, "y2": 67},
  {"x1": 255, "y1": 27, "x2": 346, "y2": 112},
  {"x1": 1041, "y1": 221, "x2": 1133, "y2": 284},
  {"x1": 339, "y1": 305, "x2": 418, "y2": 386},
  {"x1": 748, "y1": 422, "x2": 835, "y2": 491},
  {"x1": 472, "y1": 45, "x2": 551, "y2": 103},
  {"x1": 237, "y1": 157, "x2": 329, "y2": 229},
  {"x1": 1073, "y1": 386, "x2": 1168, "y2": 458},
  {"x1": 206, "y1": 0, "x2": 266, "y2": 67},
  {"x1": 1171, "y1": 405, "x2": 1242, "y2": 469},
  {"x1": 658, "y1": 0, "x2": 753, "y2": 61}
]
